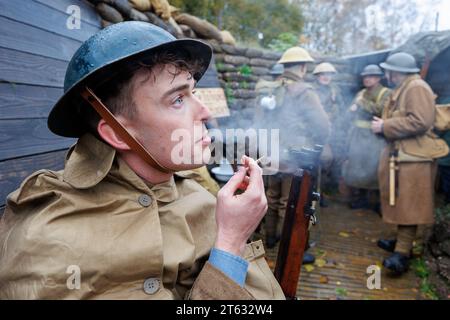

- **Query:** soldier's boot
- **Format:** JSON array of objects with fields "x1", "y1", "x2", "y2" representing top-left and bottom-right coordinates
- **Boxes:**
[
  {"x1": 383, "y1": 252, "x2": 410, "y2": 275},
  {"x1": 377, "y1": 239, "x2": 397, "y2": 253},
  {"x1": 383, "y1": 225, "x2": 416, "y2": 275}
]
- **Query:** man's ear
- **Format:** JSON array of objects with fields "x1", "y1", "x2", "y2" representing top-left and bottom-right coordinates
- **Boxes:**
[{"x1": 97, "y1": 118, "x2": 131, "y2": 151}]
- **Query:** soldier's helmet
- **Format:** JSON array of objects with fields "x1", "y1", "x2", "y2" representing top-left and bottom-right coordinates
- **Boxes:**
[
  {"x1": 313, "y1": 62, "x2": 337, "y2": 75},
  {"x1": 360, "y1": 64, "x2": 384, "y2": 77},
  {"x1": 270, "y1": 63, "x2": 284, "y2": 75},
  {"x1": 48, "y1": 21, "x2": 212, "y2": 138},
  {"x1": 380, "y1": 52, "x2": 420, "y2": 74},
  {"x1": 278, "y1": 47, "x2": 314, "y2": 65}
]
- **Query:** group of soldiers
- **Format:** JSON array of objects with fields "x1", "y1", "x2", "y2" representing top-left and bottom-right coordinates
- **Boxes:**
[
  {"x1": 0, "y1": 20, "x2": 446, "y2": 300},
  {"x1": 255, "y1": 46, "x2": 447, "y2": 275}
]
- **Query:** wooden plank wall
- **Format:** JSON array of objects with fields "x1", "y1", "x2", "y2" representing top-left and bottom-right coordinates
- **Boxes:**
[{"x1": 0, "y1": 0, "x2": 101, "y2": 213}]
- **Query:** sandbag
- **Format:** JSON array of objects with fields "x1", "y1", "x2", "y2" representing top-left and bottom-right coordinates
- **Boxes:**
[
  {"x1": 144, "y1": 12, "x2": 177, "y2": 35},
  {"x1": 221, "y1": 30, "x2": 236, "y2": 46},
  {"x1": 103, "y1": 0, "x2": 132, "y2": 17},
  {"x1": 175, "y1": 13, "x2": 223, "y2": 42},
  {"x1": 167, "y1": 17, "x2": 183, "y2": 38},
  {"x1": 169, "y1": 5, "x2": 181, "y2": 17},
  {"x1": 128, "y1": 0, "x2": 152, "y2": 11},
  {"x1": 96, "y1": 3, "x2": 123, "y2": 23},
  {"x1": 129, "y1": 8, "x2": 150, "y2": 21},
  {"x1": 179, "y1": 24, "x2": 196, "y2": 38},
  {"x1": 101, "y1": 19, "x2": 113, "y2": 28},
  {"x1": 150, "y1": 0, "x2": 171, "y2": 20}
]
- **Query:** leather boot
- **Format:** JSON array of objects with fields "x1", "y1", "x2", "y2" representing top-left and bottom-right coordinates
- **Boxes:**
[
  {"x1": 377, "y1": 239, "x2": 397, "y2": 253},
  {"x1": 383, "y1": 252, "x2": 410, "y2": 275}
]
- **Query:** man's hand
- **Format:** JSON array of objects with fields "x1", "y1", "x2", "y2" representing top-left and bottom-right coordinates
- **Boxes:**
[
  {"x1": 372, "y1": 116, "x2": 384, "y2": 134},
  {"x1": 214, "y1": 156, "x2": 268, "y2": 257}
]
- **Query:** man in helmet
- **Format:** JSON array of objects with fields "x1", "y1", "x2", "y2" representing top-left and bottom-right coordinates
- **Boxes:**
[
  {"x1": 0, "y1": 22, "x2": 284, "y2": 299},
  {"x1": 343, "y1": 65, "x2": 391, "y2": 211},
  {"x1": 263, "y1": 47, "x2": 330, "y2": 258},
  {"x1": 312, "y1": 63, "x2": 346, "y2": 204},
  {"x1": 372, "y1": 52, "x2": 448, "y2": 275}
]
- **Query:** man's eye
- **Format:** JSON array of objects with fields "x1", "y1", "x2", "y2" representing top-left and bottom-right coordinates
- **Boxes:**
[{"x1": 173, "y1": 95, "x2": 184, "y2": 106}]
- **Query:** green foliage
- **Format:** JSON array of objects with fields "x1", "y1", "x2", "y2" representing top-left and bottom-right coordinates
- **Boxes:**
[
  {"x1": 171, "y1": 0, "x2": 303, "y2": 48},
  {"x1": 435, "y1": 203, "x2": 450, "y2": 221},
  {"x1": 412, "y1": 258, "x2": 429, "y2": 278},
  {"x1": 268, "y1": 32, "x2": 299, "y2": 52},
  {"x1": 335, "y1": 287, "x2": 347, "y2": 297},
  {"x1": 215, "y1": 62, "x2": 225, "y2": 72},
  {"x1": 238, "y1": 64, "x2": 252, "y2": 77},
  {"x1": 224, "y1": 83, "x2": 235, "y2": 104},
  {"x1": 240, "y1": 81, "x2": 249, "y2": 90},
  {"x1": 411, "y1": 258, "x2": 439, "y2": 300}
]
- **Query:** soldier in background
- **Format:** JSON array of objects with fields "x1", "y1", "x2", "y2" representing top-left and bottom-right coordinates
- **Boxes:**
[
  {"x1": 373, "y1": 52, "x2": 448, "y2": 275},
  {"x1": 343, "y1": 65, "x2": 391, "y2": 211},
  {"x1": 313, "y1": 63, "x2": 346, "y2": 206},
  {"x1": 263, "y1": 47, "x2": 330, "y2": 265}
]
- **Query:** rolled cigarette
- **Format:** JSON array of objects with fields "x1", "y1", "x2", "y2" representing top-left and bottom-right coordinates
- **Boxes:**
[
  {"x1": 233, "y1": 156, "x2": 266, "y2": 173},
  {"x1": 255, "y1": 156, "x2": 266, "y2": 165}
]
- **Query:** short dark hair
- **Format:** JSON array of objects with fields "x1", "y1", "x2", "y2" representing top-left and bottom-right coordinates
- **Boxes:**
[{"x1": 83, "y1": 52, "x2": 204, "y2": 134}]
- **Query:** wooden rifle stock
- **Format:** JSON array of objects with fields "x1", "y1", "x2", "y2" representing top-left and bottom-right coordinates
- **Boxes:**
[
  {"x1": 274, "y1": 168, "x2": 317, "y2": 299},
  {"x1": 420, "y1": 53, "x2": 431, "y2": 80}
]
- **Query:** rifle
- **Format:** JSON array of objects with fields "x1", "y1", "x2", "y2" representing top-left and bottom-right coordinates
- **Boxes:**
[
  {"x1": 274, "y1": 145, "x2": 323, "y2": 300},
  {"x1": 420, "y1": 53, "x2": 431, "y2": 80}
]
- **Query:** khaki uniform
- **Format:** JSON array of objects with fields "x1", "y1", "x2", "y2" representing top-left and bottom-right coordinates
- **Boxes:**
[
  {"x1": 265, "y1": 71, "x2": 330, "y2": 239},
  {"x1": 343, "y1": 84, "x2": 391, "y2": 189},
  {"x1": 180, "y1": 166, "x2": 220, "y2": 197},
  {"x1": 379, "y1": 75, "x2": 443, "y2": 254},
  {"x1": 0, "y1": 134, "x2": 284, "y2": 300}
]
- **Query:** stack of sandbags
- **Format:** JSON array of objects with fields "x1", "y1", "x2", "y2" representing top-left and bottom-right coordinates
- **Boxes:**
[
  {"x1": 174, "y1": 13, "x2": 223, "y2": 43},
  {"x1": 91, "y1": 0, "x2": 183, "y2": 37},
  {"x1": 90, "y1": 0, "x2": 242, "y2": 45},
  {"x1": 213, "y1": 44, "x2": 281, "y2": 116}
]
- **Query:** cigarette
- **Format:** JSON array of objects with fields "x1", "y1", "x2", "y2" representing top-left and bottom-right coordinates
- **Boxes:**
[
  {"x1": 255, "y1": 156, "x2": 266, "y2": 165},
  {"x1": 233, "y1": 156, "x2": 266, "y2": 173}
]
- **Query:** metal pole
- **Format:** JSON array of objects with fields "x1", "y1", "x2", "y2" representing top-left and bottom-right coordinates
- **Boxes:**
[{"x1": 435, "y1": 12, "x2": 439, "y2": 32}]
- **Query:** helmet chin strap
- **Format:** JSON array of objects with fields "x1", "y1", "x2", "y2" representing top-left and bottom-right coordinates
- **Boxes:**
[{"x1": 81, "y1": 86, "x2": 172, "y2": 174}]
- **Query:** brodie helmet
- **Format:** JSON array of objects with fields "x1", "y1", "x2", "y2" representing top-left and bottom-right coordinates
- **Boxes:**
[
  {"x1": 380, "y1": 52, "x2": 420, "y2": 74},
  {"x1": 277, "y1": 47, "x2": 314, "y2": 65},
  {"x1": 360, "y1": 64, "x2": 384, "y2": 77},
  {"x1": 313, "y1": 62, "x2": 337, "y2": 75}
]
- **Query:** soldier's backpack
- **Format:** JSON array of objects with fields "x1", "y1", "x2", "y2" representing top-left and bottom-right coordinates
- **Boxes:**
[
  {"x1": 255, "y1": 79, "x2": 286, "y2": 111},
  {"x1": 435, "y1": 104, "x2": 450, "y2": 131}
]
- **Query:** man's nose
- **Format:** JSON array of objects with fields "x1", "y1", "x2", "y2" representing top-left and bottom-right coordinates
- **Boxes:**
[{"x1": 194, "y1": 95, "x2": 212, "y2": 122}]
